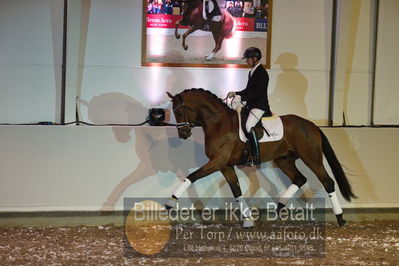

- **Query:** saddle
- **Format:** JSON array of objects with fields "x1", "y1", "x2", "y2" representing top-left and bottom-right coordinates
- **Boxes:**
[
  {"x1": 226, "y1": 96, "x2": 284, "y2": 143},
  {"x1": 240, "y1": 107, "x2": 268, "y2": 140},
  {"x1": 236, "y1": 107, "x2": 283, "y2": 143}
]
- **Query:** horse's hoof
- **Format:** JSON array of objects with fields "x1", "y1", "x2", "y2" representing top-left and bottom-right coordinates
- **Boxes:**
[
  {"x1": 338, "y1": 219, "x2": 347, "y2": 227},
  {"x1": 205, "y1": 55, "x2": 213, "y2": 61},
  {"x1": 165, "y1": 198, "x2": 177, "y2": 210},
  {"x1": 183, "y1": 45, "x2": 188, "y2": 50},
  {"x1": 336, "y1": 213, "x2": 347, "y2": 227},
  {"x1": 242, "y1": 218, "x2": 254, "y2": 229},
  {"x1": 205, "y1": 52, "x2": 215, "y2": 61},
  {"x1": 175, "y1": 34, "x2": 180, "y2": 39}
]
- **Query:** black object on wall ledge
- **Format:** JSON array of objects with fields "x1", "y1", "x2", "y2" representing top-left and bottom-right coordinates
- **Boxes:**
[{"x1": 148, "y1": 108, "x2": 166, "y2": 126}]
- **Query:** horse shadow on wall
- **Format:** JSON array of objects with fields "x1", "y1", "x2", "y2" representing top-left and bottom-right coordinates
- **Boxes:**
[
  {"x1": 79, "y1": 91, "x2": 268, "y2": 210},
  {"x1": 78, "y1": 92, "x2": 211, "y2": 210}
]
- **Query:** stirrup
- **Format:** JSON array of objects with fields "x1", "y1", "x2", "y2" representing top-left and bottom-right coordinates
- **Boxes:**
[
  {"x1": 246, "y1": 158, "x2": 254, "y2": 167},
  {"x1": 203, "y1": 24, "x2": 210, "y2": 31},
  {"x1": 252, "y1": 156, "x2": 261, "y2": 166},
  {"x1": 245, "y1": 154, "x2": 259, "y2": 166}
]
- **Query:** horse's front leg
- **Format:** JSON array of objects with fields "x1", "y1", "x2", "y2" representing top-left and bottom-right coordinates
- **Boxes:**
[
  {"x1": 205, "y1": 33, "x2": 224, "y2": 60},
  {"x1": 221, "y1": 167, "x2": 254, "y2": 228},
  {"x1": 165, "y1": 160, "x2": 220, "y2": 209},
  {"x1": 182, "y1": 26, "x2": 199, "y2": 51},
  {"x1": 175, "y1": 19, "x2": 182, "y2": 39}
]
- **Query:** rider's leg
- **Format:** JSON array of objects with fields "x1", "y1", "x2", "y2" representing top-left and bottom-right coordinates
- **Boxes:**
[
  {"x1": 204, "y1": 19, "x2": 211, "y2": 31},
  {"x1": 246, "y1": 108, "x2": 264, "y2": 166},
  {"x1": 248, "y1": 127, "x2": 261, "y2": 165},
  {"x1": 203, "y1": 0, "x2": 210, "y2": 30},
  {"x1": 203, "y1": 0, "x2": 208, "y2": 19},
  {"x1": 203, "y1": 0, "x2": 220, "y2": 31}
]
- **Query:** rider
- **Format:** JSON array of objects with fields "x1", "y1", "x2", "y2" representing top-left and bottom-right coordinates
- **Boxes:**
[
  {"x1": 228, "y1": 47, "x2": 272, "y2": 166},
  {"x1": 203, "y1": 0, "x2": 222, "y2": 31}
]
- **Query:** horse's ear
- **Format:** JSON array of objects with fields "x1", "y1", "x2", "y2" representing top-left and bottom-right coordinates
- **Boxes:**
[{"x1": 166, "y1": 92, "x2": 174, "y2": 99}]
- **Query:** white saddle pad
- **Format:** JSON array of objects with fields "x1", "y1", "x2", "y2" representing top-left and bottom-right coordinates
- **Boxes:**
[{"x1": 226, "y1": 96, "x2": 284, "y2": 143}]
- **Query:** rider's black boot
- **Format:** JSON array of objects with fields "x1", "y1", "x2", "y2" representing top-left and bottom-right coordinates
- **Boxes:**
[
  {"x1": 248, "y1": 127, "x2": 261, "y2": 166},
  {"x1": 204, "y1": 18, "x2": 211, "y2": 31},
  {"x1": 204, "y1": 1, "x2": 211, "y2": 31}
]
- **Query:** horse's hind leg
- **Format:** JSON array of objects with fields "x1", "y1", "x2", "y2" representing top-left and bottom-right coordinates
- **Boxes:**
[
  {"x1": 221, "y1": 167, "x2": 254, "y2": 228},
  {"x1": 298, "y1": 149, "x2": 347, "y2": 227},
  {"x1": 175, "y1": 20, "x2": 182, "y2": 39},
  {"x1": 274, "y1": 156, "x2": 307, "y2": 214},
  {"x1": 182, "y1": 26, "x2": 199, "y2": 50}
]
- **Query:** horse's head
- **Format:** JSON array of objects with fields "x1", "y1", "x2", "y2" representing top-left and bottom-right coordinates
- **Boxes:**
[
  {"x1": 167, "y1": 89, "x2": 233, "y2": 139},
  {"x1": 167, "y1": 91, "x2": 198, "y2": 139}
]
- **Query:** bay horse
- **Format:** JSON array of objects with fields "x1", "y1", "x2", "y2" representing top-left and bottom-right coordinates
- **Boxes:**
[
  {"x1": 165, "y1": 88, "x2": 357, "y2": 227},
  {"x1": 175, "y1": 0, "x2": 236, "y2": 60}
]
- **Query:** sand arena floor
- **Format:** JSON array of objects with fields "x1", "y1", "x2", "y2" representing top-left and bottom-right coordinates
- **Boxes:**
[{"x1": 0, "y1": 221, "x2": 398, "y2": 265}]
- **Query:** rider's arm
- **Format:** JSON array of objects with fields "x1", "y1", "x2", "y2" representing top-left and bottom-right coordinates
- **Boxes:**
[{"x1": 236, "y1": 69, "x2": 269, "y2": 102}]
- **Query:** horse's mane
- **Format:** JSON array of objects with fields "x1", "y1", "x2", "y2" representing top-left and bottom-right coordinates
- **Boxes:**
[{"x1": 179, "y1": 88, "x2": 234, "y2": 113}]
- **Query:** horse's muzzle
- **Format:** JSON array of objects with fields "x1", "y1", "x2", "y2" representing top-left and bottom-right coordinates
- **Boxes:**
[{"x1": 177, "y1": 127, "x2": 192, "y2": 139}]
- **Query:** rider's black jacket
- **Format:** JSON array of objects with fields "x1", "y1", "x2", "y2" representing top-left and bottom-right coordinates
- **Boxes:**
[{"x1": 236, "y1": 64, "x2": 272, "y2": 116}]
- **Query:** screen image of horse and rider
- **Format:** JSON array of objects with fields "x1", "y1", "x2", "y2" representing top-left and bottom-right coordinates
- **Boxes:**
[
  {"x1": 147, "y1": 0, "x2": 268, "y2": 18},
  {"x1": 144, "y1": 0, "x2": 270, "y2": 66}
]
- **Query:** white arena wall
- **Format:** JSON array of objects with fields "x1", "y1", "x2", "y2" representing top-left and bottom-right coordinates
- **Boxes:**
[
  {"x1": 0, "y1": 0, "x2": 398, "y2": 215},
  {"x1": 1, "y1": 0, "x2": 399, "y2": 126},
  {"x1": 0, "y1": 126, "x2": 398, "y2": 212}
]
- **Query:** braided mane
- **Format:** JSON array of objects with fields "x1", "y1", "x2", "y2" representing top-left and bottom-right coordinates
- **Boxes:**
[{"x1": 179, "y1": 88, "x2": 233, "y2": 112}]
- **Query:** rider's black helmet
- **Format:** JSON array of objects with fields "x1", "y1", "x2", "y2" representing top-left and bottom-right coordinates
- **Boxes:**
[{"x1": 242, "y1": 47, "x2": 262, "y2": 60}]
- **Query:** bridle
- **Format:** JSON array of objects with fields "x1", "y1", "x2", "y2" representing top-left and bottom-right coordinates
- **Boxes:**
[
  {"x1": 172, "y1": 98, "x2": 196, "y2": 129},
  {"x1": 172, "y1": 91, "x2": 228, "y2": 129}
]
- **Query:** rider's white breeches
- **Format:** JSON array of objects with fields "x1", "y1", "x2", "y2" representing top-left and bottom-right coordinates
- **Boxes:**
[
  {"x1": 203, "y1": 0, "x2": 221, "y2": 21},
  {"x1": 246, "y1": 108, "x2": 264, "y2": 133}
]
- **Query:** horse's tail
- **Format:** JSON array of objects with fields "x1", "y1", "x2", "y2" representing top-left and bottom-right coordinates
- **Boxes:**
[{"x1": 319, "y1": 129, "x2": 357, "y2": 202}]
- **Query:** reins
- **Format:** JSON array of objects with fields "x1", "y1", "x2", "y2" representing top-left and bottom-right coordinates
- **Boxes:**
[
  {"x1": 172, "y1": 89, "x2": 245, "y2": 129},
  {"x1": 172, "y1": 100, "x2": 197, "y2": 129}
]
